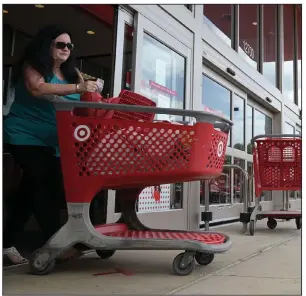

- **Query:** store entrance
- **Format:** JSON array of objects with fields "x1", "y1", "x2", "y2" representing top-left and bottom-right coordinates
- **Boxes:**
[
  {"x1": 3, "y1": 4, "x2": 133, "y2": 254},
  {"x1": 200, "y1": 65, "x2": 274, "y2": 224}
]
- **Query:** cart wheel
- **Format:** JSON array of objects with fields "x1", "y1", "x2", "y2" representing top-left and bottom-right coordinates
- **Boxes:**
[
  {"x1": 195, "y1": 252, "x2": 214, "y2": 266},
  {"x1": 249, "y1": 221, "x2": 255, "y2": 236},
  {"x1": 296, "y1": 218, "x2": 302, "y2": 230},
  {"x1": 29, "y1": 251, "x2": 56, "y2": 276},
  {"x1": 96, "y1": 250, "x2": 116, "y2": 259},
  {"x1": 267, "y1": 218, "x2": 277, "y2": 229},
  {"x1": 173, "y1": 253, "x2": 195, "y2": 276}
]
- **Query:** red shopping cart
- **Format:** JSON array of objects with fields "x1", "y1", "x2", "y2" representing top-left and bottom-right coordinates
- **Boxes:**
[
  {"x1": 29, "y1": 92, "x2": 233, "y2": 276},
  {"x1": 248, "y1": 134, "x2": 302, "y2": 236}
]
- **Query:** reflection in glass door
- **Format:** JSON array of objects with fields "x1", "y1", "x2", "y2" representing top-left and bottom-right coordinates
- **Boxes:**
[
  {"x1": 202, "y1": 75, "x2": 231, "y2": 147},
  {"x1": 140, "y1": 34, "x2": 185, "y2": 120},
  {"x1": 200, "y1": 156, "x2": 231, "y2": 206}
]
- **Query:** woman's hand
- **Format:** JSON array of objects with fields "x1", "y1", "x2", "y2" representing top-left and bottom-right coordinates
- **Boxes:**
[{"x1": 77, "y1": 81, "x2": 98, "y2": 93}]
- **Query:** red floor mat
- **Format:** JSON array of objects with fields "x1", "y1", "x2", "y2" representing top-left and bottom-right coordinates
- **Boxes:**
[{"x1": 104, "y1": 230, "x2": 226, "y2": 244}]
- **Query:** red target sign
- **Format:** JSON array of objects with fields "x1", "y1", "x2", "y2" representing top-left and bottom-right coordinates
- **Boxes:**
[
  {"x1": 74, "y1": 125, "x2": 91, "y2": 142},
  {"x1": 217, "y1": 141, "x2": 224, "y2": 157}
]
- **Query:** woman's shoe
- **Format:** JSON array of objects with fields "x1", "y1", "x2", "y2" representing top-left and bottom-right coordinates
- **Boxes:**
[{"x1": 3, "y1": 247, "x2": 28, "y2": 265}]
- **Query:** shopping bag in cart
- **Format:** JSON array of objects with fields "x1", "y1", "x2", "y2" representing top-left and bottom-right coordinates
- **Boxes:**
[{"x1": 74, "y1": 92, "x2": 120, "y2": 118}]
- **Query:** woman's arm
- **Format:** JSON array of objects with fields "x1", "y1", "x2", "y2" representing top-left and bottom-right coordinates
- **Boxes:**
[{"x1": 24, "y1": 65, "x2": 96, "y2": 98}]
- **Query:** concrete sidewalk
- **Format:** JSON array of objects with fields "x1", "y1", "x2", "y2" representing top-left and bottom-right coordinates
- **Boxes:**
[{"x1": 3, "y1": 220, "x2": 301, "y2": 295}]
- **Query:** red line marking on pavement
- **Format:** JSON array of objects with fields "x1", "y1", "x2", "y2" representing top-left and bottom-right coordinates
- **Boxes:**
[
  {"x1": 114, "y1": 268, "x2": 134, "y2": 276},
  {"x1": 93, "y1": 268, "x2": 134, "y2": 276}
]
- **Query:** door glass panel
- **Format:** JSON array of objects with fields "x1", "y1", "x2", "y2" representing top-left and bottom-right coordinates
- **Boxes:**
[
  {"x1": 139, "y1": 32, "x2": 187, "y2": 211},
  {"x1": 285, "y1": 122, "x2": 295, "y2": 134},
  {"x1": 253, "y1": 109, "x2": 272, "y2": 201},
  {"x1": 261, "y1": 191, "x2": 272, "y2": 201},
  {"x1": 246, "y1": 105, "x2": 253, "y2": 154},
  {"x1": 122, "y1": 24, "x2": 133, "y2": 90},
  {"x1": 203, "y1": 4, "x2": 232, "y2": 48},
  {"x1": 200, "y1": 156, "x2": 231, "y2": 205},
  {"x1": 233, "y1": 94, "x2": 245, "y2": 151},
  {"x1": 254, "y1": 109, "x2": 272, "y2": 136},
  {"x1": 297, "y1": 190, "x2": 301, "y2": 199},
  {"x1": 263, "y1": 4, "x2": 277, "y2": 86},
  {"x1": 282, "y1": 4, "x2": 295, "y2": 102},
  {"x1": 296, "y1": 126, "x2": 301, "y2": 199},
  {"x1": 202, "y1": 75, "x2": 231, "y2": 146},
  {"x1": 297, "y1": 5, "x2": 302, "y2": 107},
  {"x1": 285, "y1": 122, "x2": 295, "y2": 199},
  {"x1": 247, "y1": 161, "x2": 254, "y2": 203},
  {"x1": 140, "y1": 33, "x2": 185, "y2": 121},
  {"x1": 238, "y1": 4, "x2": 258, "y2": 69},
  {"x1": 233, "y1": 158, "x2": 245, "y2": 203}
]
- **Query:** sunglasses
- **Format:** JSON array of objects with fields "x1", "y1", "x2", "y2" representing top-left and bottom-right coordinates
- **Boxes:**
[{"x1": 53, "y1": 41, "x2": 74, "y2": 51}]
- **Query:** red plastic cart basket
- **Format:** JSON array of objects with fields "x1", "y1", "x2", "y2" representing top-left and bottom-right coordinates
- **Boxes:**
[
  {"x1": 246, "y1": 134, "x2": 302, "y2": 236},
  {"x1": 54, "y1": 97, "x2": 232, "y2": 203},
  {"x1": 252, "y1": 135, "x2": 302, "y2": 197}
]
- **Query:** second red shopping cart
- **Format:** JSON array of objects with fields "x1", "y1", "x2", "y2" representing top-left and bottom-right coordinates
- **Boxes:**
[{"x1": 248, "y1": 134, "x2": 302, "y2": 235}]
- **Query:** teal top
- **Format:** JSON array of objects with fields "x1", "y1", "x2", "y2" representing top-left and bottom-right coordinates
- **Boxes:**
[{"x1": 3, "y1": 75, "x2": 80, "y2": 156}]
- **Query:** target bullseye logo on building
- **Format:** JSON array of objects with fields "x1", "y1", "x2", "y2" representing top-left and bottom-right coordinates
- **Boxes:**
[
  {"x1": 74, "y1": 125, "x2": 91, "y2": 142},
  {"x1": 217, "y1": 141, "x2": 224, "y2": 157}
]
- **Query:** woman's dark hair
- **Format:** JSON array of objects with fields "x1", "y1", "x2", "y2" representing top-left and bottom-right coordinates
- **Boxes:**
[{"x1": 12, "y1": 24, "x2": 79, "y2": 84}]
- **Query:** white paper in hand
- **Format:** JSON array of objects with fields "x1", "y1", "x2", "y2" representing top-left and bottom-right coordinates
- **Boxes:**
[{"x1": 96, "y1": 78, "x2": 104, "y2": 93}]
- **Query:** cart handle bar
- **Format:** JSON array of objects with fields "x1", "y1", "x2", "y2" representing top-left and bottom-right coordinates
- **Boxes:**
[
  {"x1": 49, "y1": 96, "x2": 233, "y2": 133},
  {"x1": 251, "y1": 134, "x2": 301, "y2": 145}
]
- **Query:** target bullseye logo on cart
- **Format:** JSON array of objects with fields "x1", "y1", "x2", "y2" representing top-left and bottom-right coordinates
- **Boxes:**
[
  {"x1": 74, "y1": 125, "x2": 91, "y2": 142},
  {"x1": 217, "y1": 141, "x2": 224, "y2": 157}
]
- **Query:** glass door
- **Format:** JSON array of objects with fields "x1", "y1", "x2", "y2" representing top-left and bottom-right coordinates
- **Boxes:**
[
  {"x1": 108, "y1": 12, "x2": 192, "y2": 230},
  {"x1": 200, "y1": 65, "x2": 250, "y2": 222},
  {"x1": 247, "y1": 97, "x2": 273, "y2": 209}
]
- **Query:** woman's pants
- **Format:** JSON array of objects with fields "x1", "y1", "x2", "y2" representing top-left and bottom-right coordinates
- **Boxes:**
[{"x1": 3, "y1": 144, "x2": 65, "y2": 248}]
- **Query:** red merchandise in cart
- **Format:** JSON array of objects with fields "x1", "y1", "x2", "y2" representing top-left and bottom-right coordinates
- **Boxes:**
[
  {"x1": 29, "y1": 91, "x2": 233, "y2": 276},
  {"x1": 248, "y1": 134, "x2": 302, "y2": 236}
]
